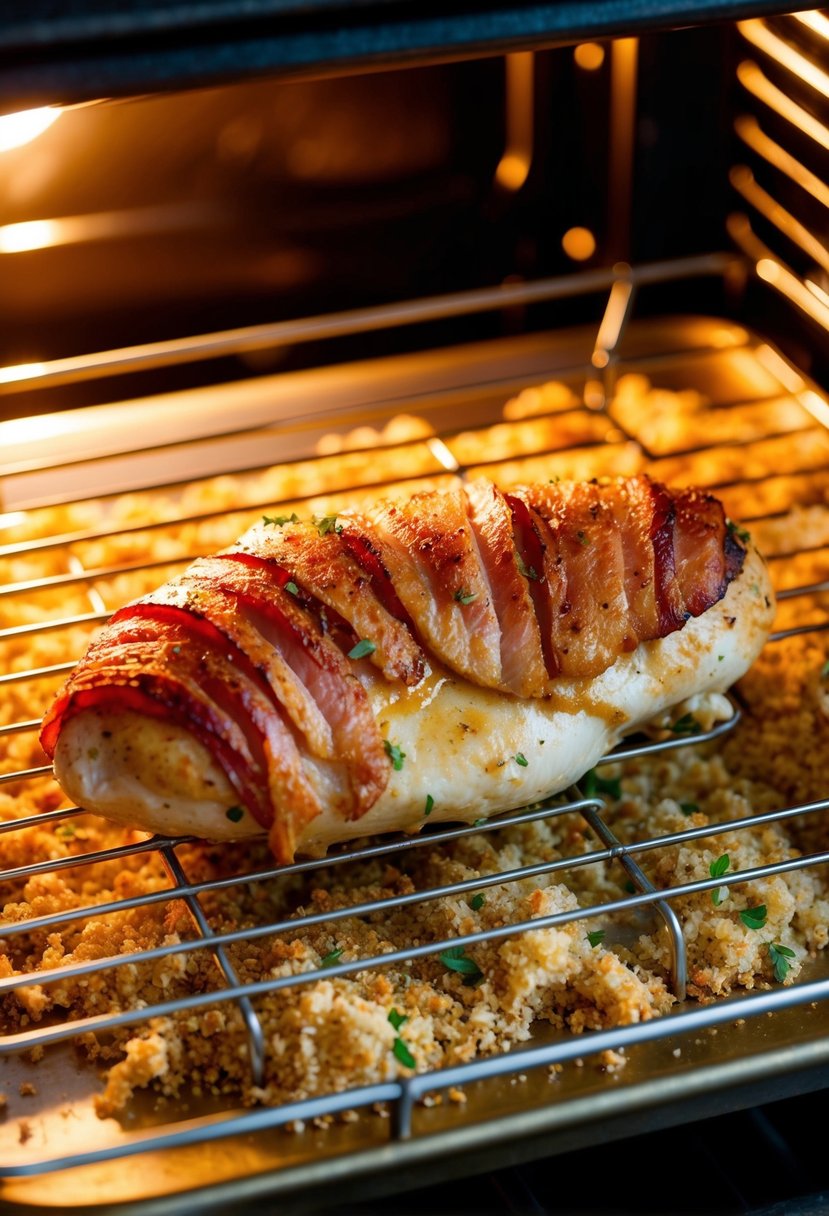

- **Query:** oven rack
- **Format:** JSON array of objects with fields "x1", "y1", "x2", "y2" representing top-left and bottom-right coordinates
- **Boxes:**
[{"x1": 0, "y1": 263, "x2": 828, "y2": 1193}]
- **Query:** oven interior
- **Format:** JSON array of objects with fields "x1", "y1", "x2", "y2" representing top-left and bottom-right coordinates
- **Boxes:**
[{"x1": 0, "y1": 8, "x2": 828, "y2": 1214}]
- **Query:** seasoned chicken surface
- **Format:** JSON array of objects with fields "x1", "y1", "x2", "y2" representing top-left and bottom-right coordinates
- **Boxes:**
[{"x1": 41, "y1": 476, "x2": 774, "y2": 860}]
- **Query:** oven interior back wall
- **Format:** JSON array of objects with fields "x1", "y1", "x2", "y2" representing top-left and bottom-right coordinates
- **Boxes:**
[{"x1": 0, "y1": 24, "x2": 755, "y2": 422}]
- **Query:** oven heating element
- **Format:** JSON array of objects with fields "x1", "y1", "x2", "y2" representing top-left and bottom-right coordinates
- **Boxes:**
[{"x1": 0, "y1": 252, "x2": 828, "y2": 1202}]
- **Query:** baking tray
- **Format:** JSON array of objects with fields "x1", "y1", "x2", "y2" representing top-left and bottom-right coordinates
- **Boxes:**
[{"x1": 1, "y1": 259, "x2": 829, "y2": 1212}]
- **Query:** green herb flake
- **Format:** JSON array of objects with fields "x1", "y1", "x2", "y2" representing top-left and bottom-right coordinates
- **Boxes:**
[
  {"x1": 348, "y1": 638, "x2": 377, "y2": 660},
  {"x1": 726, "y1": 519, "x2": 751, "y2": 544},
  {"x1": 424, "y1": 794, "x2": 435, "y2": 817},
  {"x1": 55, "y1": 824, "x2": 76, "y2": 841},
  {"x1": 586, "y1": 929, "x2": 605, "y2": 948},
  {"x1": 225, "y1": 805, "x2": 244, "y2": 823},
  {"x1": 474, "y1": 818, "x2": 488, "y2": 827},
  {"x1": 709, "y1": 853, "x2": 730, "y2": 905},
  {"x1": 469, "y1": 893, "x2": 485, "y2": 911},
  {"x1": 576, "y1": 530, "x2": 590, "y2": 546},
  {"x1": 262, "y1": 513, "x2": 299, "y2": 528},
  {"x1": 670, "y1": 712, "x2": 702, "y2": 736},
  {"x1": 454, "y1": 588, "x2": 479, "y2": 605},
  {"x1": 384, "y1": 739, "x2": 406, "y2": 771},
  {"x1": 285, "y1": 581, "x2": 299, "y2": 596},
  {"x1": 581, "y1": 769, "x2": 622, "y2": 799},
  {"x1": 392, "y1": 1037, "x2": 416, "y2": 1068},
  {"x1": 313, "y1": 514, "x2": 343, "y2": 537},
  {"x1": 515, "y1": 752, "x2": 529, "y2": 767},
  {"x1": 388, "y1": 1008, "x2": 408, "y2": 1031},
  {"x1": 516, "y1": 554, "x2": 540, "y2": 581},
  {"x1": 709, "y1": 854, "x2": 730, "y2": 879},
  {"x1": 623, "y1": 880, "x2": 636, "y2": 894},
  {"x1": 320, "y1": 947, "x2": 344, "y2": 969},
  {"x1": 679, "y1": 801, "x2": 699, "y2": 817},
  {"x1": 171, "y1": 644, "x2": 181, "y2": 655},
  {"x1": 740, "y1": 904, "x2": 767, "y2": 930},
  {"x1": 86, "y1": 746, "x2": 99, "y2": 761},
  {"x1": 439, "y1": 946, "x2": 483, "y2": 984},
  {"x1": 767, "y1": 941, "x2": 796, "y2": 983}
]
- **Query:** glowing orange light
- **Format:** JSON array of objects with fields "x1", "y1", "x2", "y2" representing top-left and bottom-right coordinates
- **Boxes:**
[
  {"x1": 562, "y1": 227, "x2": 597, "y2": 261},
  {"x1": 0, "y1": 106, "x2": 61, "y2": 153},
  {"x1": 0, "y1": 220, "x2": 57, "y2": 254},
  {"x1": 574, "y1": 43, "x2": 606, "y2": 70},
  {"x1": 739, "y1": 19, "x2": 829, "y2": 99},
  {"x1": 793, "y1": 10, "x2": 829, "y2": 40}
]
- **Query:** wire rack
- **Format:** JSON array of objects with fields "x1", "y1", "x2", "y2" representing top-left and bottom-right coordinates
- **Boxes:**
[{"x1": 1, "y1": 254, "x2": 829, "y2": 1194}]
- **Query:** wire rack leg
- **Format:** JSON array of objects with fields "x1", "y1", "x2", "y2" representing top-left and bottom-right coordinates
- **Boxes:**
[
  {"x1": 579, "y1": 803, "x2": 688, "y2": 1001},
  {"x1": 160, "y1": 847, "x2": 267, "y2": 1085}
]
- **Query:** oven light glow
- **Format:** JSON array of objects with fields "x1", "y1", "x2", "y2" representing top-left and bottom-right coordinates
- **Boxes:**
[
  {"x1": 0, "y1": 220, "x2": 57, "y2": 254},
  {"x1": 799, "y1": 390, "x2": 829, "y2": 429},
  {"x1": 574, "y1": 43, "x2": 605, "y2": 70},
  {"x1": 562, "y1": 227, "x2": 596, "y2": 261},
  {"x1": 0, "y1": 361, "x2": 46, "y2": 385},
  {"x1": 738, "y1": 61, "x2": 829, "y2": 150},
  {"x1": 739, "y1": 19, "x2": 829, "y2": 100},
  {"x1": 794, "y1": 10, "x2": 829, "y2": 40},
  {"x1": 806, "y1": 278, "x2": 829, "y2": 309},
  {"x1": 754, "y1": 344, "x2": 806, "y2": 393},
  {"x1": 0, "y1": 106, "x2": 60, "y2": 153}
]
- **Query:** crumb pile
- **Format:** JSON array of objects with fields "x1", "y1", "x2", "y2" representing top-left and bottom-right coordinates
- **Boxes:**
[{"x1": 1, "y1": 369, "x2": 828, "y2": 1122}]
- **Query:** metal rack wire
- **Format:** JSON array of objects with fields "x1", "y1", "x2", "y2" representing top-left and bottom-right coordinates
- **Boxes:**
[{"x1": 0, "y1": 258, "x2": 829, "y2": 1187}]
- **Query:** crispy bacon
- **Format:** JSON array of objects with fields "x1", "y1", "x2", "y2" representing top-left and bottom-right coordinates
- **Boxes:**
[{"x1": 40, "y1": 474, "x2": 746, "y2": 857}]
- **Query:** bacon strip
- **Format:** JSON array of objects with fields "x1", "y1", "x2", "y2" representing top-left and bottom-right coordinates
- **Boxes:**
[{"x1": 41, "y1": 474, "x2": 746, "y2": 859}]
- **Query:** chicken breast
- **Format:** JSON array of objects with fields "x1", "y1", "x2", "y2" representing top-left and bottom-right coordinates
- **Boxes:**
[{"x1": 41, "y1": 476, "x2": 775, "y2": 860}]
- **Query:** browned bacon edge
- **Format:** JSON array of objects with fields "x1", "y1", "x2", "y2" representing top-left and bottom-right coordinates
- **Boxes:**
[{"x1": 40, "y1": 475, "x2": 747, "y2": 858}]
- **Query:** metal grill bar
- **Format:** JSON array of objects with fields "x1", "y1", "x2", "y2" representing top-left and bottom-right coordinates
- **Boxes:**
[
  {"x1": 4, "y1": 841, "x2": 829, "y2": 1058},
  {"x1": 0, "y1": 254, "x2": 734, "y2": 396}
]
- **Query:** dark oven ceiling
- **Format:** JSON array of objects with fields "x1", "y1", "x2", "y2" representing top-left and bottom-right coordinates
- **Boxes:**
[{"x1": 0, "y1": 0, "x2": 801, "y2": 110}]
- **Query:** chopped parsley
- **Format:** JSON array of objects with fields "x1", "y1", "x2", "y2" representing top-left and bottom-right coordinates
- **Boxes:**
[
  {"x1": 384, "y1": 739, "x2": 406, "y2": 770},
  {"x1": 576, "y1": 530, "x2": 590, "y2": 546},
  {"x1": 515, "y1": 752, "x2": 529, "y2": 767},
  {"x1": 469, "y1": 893, "x2": 485, "y2": 911},
  {"x1": 225, "y1": 805, "x2": 244, "y2": 823},
  {"x1": 767, "y1": 941, "x2": 796, "y2": 983},
  {"x1": 709, "y1": 854, "x2": 730, "y2": 905},
  {"x1": 516, "y1": 554, "x2": 540, "y2": 581},
  {"x1": 739, "y1": 904, "x2": 767, "y2": 930},
  {"x1": 670, "y1": 713, "x2": 702, "y2": 736},
  {"x1": 439, "y1": 946, "x2": 483, "y2": 984},
  {"x1": 262, "y1": 513, "x2": 299, "y2": 528},
  {"x1": 679, "y1": 801, "x2": 699, "y2": 816},
  {"x1": 623, "y1": 880, "x2": 637, "y2": 894},
  {"x1": 586, "y1": 929, "x2": 605, "y2": 948},
  {"x1": 424, "y1": 794, "x2": 434, "y2": 817},
  {"x1": 55, "y1": 824, "x2": 76, "y2": 841},
  {"x1": 320, "y1": 947, "x2": 344, "y2": 969},
  {"x1": 348, "y1": 638, "x2": 376, "y2": 660},
  {"x1": 392, "y1": 1037, "x2": 416, "y2": 1068},
  {"x1": 454, "y1": 588, "x2": 479, "y2": 605},
  {"x1": 726, "y1": 519, "x2": 751, "y2": 544},
  {"x1": 313, "y1": 514, "x2": 343, "y2": 536},
  {"x1": 582, "y1": 769, "x2": 622, "y2": 799},
  {"x1": 473, "y1": 817, "x2": 488, "y2": 827},
  {"x1": 285, "y1": 581, "x2": 299, "y2": 596},
  {"x1": 388, "y1": 1008, "x2": 408, "y2": 1031}
]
